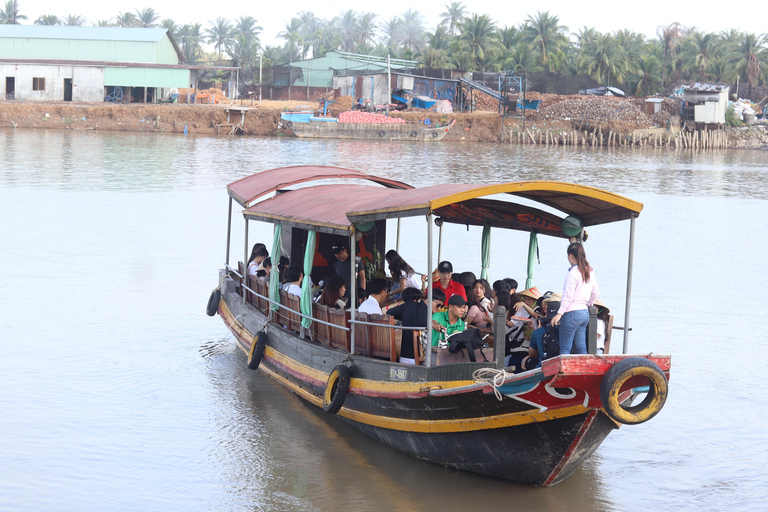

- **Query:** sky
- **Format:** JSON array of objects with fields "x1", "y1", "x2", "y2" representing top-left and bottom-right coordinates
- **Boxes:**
[{"x1": 16, "y1": 0, "x2": 768, "y2": 48}]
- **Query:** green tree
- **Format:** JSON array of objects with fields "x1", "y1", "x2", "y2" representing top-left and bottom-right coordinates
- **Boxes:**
[
  {"x1": 439, "y1": 1, "x2": 466, "y2": 37},
  {"x1": 177, "y1": 23, "x2": 204, "y2": 63},
  {"x1": 135, "y1": 8, "x2": 159, "y2": 28},
  {"x1": 458, "y1": 13, "x2": 500, "y2": 71},
  {"x1": 115, "y1": 12, "x2": 137, "y2": 27},
  {"x1": 657, "y1": 22, "x2": 684, "y2": 90},
  {"x1": 633, "y1": 55, "x2": 661, "y2": 95},
  {"x1": 1, "y1": 0, "x2": 27, "y2": 24},
  {"x1": 64, "y1": 14, "x2": 87, "y2": 26},
  {"x1": 680, "y1": 30, "x2": 718, "y2": 82},
  {"x1": 400, "y1": 9, "x2": 425, "y2": 55},
  {"x1": 35, "y1": 14, "x2": 60, "y2": 25},
  {"x1": 734, "y1": 32, "x2": 768, "y2": 97},
  {"x1": 520, "y1": 11, "x2": 569, "y2": 92},
  {"x1": 207, "y1": 17, "x2": 234, "y2": 60}
]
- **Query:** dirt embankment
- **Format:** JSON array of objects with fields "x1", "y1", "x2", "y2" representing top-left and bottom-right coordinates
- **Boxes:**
[{"x1": 1, "y1": 99, "x2": 766, "y2": 148}]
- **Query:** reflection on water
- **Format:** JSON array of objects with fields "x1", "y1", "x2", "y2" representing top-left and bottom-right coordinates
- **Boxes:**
[{"x1": 1, "y1": 128, "x2": 767, "y2": 511}]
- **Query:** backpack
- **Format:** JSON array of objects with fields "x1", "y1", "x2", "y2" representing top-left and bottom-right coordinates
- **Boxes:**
[
  {"x1": 541, "y1": 324, "x2": 560, "y2": 360},
  {"x1": 447, "y1": 328, "x2": 488, "y2": 362}
]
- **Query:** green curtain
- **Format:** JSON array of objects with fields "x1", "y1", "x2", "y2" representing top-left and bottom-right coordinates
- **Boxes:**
[
  {"x1": 269, "y1": 224, "x2": 282, "y2": 312},
  {"x1": 481, "y1": 223, "x2": 491, "y2": 281},
  {"x1": 300, "y1": 230, "x2": 316, "y2": 329},
  {"x1": 526, "y1": 230, "x2": 538, "y2": 289}
]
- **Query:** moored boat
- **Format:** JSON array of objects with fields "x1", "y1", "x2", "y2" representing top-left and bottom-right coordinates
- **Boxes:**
[
  {"x1": 209, "y1": 165, "x2": 670, "y2": 486},
  {"x1": 280, "y1": 112, "x2": 455, "y2": 141}
]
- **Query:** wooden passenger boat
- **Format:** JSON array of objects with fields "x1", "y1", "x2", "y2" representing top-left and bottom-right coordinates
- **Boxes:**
[
  {"x1": 209, "y1": 165, "x2": 670, "y2": 486},
  {"x1": 280, "y1": 112, "x2": 455, "y2": 141}
]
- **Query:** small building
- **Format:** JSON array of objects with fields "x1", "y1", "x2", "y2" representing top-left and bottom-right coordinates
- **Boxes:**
[
  {"x1": 645, "y1": 97, "x2": 664, "y2": 116},
  {"x1": 680, "y1": 83, "x2": 730, "y2": 125},
  {"x1": 0, "y1": 25, "x2": 230, "y2": 103},
  {"x1": 332, "y1": 72, "x2": 461, "y2": 107}
]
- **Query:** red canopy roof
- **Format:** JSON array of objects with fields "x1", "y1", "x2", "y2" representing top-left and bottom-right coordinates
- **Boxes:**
[{"x1": 226, "y1": 165, "x2": 411, "y2": 207}]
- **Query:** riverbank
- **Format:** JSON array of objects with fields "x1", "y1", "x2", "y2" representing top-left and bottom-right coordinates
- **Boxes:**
[{"x1": 1, "y1": 100, "x2": 766, "y2": 148}]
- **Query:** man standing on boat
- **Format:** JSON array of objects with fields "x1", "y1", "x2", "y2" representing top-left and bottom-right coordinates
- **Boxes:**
[
  {"x1": 432, "y1": 261, "x2": 467, "y2": 302},
  {"x1": 332, "y1": 244, "x2": 366, "y2": 298}
]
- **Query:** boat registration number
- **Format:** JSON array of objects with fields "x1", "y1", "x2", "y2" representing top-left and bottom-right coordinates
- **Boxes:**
[{"x1": 390, "y1": 367, "x2": 408, "y2": 381}]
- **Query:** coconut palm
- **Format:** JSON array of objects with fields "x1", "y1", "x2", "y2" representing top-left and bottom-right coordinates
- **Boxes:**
[
  {"x1": 458, "y1": 13, "x2": 500, "y2": 71},
  {"x1": 734, "y1": 32, "x2": 768, "y2": 98},
  {"x1": 439, "y1": 1, "x2": 466, "y2": 37},
  {"x1": 297, "y1": 11, "x2": 323, "y2": 59},
  {"x1": 400, "y1": 9, "x2": 425, "y2": 55},
  {"x1": 35, "y1": 14, "x2": 60, "y2": 25},
  {"x1": 336, "y1": 10, "x2": 359, "y2": 53},
  {"x1": 358, "y1": 12, "x2": 378, "y2": 50},
  {"x1": 177, "y1": 23, "x2": 204, "y2": 63},
  {"x1": 681, "y1": 31, "x2": 718, "y2": 82},
  {"x1": 633, "y1": 54, "x2": 662, "y2": 96},
  {"x1": 64, "y1": 14, "x2": 87, "y2": 26},
  {"x1": 498, "y1": 25, "x2": 520, "y2": 51},
  {"x1": 421, "y1": 25, "x2": 452, "y2": 68},
  {"x1": 0, "y1": 0, "x2": 26, "y2": 24},
  {"x1": 115, "y1": 11, "x2": 137, "y2": 28},
  {"x1": 161, "y1": 19, "x2": 178, "y2": 38},
  {"x1": 207, "y1": 17, "x2": 234, "y2": 60},
  {"x1": 381, "y1": 17, "x2": 403, "y2": 53},
  {"x1": 135, "y1": 8, "x2": 160, "y2": 28},
  {"x1": 95, "y1": 20, "x2": 111, "y2": 27},
  {"x1": 520, "y1": 11, "x2": 569, "y2": 92},
  {"x1": 657, "y1": 22, "x2": 684, "y2": 90},
  {"x1": 502, "y1": 43, "x2": 542, "y2": 73}
]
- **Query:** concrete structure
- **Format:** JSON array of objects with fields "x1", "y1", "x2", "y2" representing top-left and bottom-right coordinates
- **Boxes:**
[
  {"x1": 680, "y1": 83, "x2": 730, "y2": 125},
  {"x1": 333, "y1": 72, "x2": 462, "y2": 107},
  {"x1": 0, "y1": 26, "x2": 222, "y2": 103}
]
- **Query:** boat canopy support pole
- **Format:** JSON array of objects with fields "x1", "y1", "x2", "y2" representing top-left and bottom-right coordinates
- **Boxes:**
[
  {"x1": 426, "y1": 213, "x2": 434, "y2": 367},
  {"x1": 396, "y1": 218, "x2": 401, "y2": 253},
  {"x1": 350, "y1": 230, "x2": 357, "y2": 355},
  {"x1": 437, "y1": 220, "x2": 443, "y2": 265},
  {"x1": 243, "y1": 218, "x2": 249, "y2": 299},
  {"x1": 225, "y1": 197, "x2": 232, "y2": 266},
  {"x1": 622, "y1": 214, "x2": 637, "y2": 354},
  {"x1": 494, "y1": 306, "x2": 506, "y2": 368}
]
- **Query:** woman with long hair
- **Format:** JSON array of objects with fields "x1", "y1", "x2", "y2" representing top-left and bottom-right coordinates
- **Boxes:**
[
  {"x1": 385, "y1": 249, "x2": 423, "y2": 298},
  {"x1": 465, "y1": 278, "x2": 492, "y2": 327},
  {"x1": 247, "y1": 243, "x2": 269, "y2": 276},
  {"x1": 318, "y1": 275, "x2": 347, "y2": 309},
  {"x1": 551, "y1": 243, "x2": 600, "y2": 354}
]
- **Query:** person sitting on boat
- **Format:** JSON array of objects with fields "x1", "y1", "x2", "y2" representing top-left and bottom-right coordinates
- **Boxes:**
[
  {"x1": 505, "y1": 287, "x2": 541, "y2": 369},
  {"x1": 551, "y1": 243, "x2": 600, "y2": 355},
  {"x1": 318, "y1": 275, "x2": 348, "y2": 310},
  {"x1": 527, "y1": 295, "x2": 562, "y2": 367},
  {"x1": 332, "y1": 244, "x2": 366, "y2": 298},
  {"x1": 595, "y1": 299, "x2": 612, "y2": 354},
  {"x1": 280, "y1": 265, "x2": 304, "y2": 297},
  {"x1": 465, "y1": 278, "x2": 492, "y2": 327},
  {"x1": 256, "y1": 257, "x2": 272, "y2": 282},
  {"x1": 358, "y1": 278, "x2": 388, "y2": 315},
  {"x1": 387, "y1": 288, "x2": 446, "y2": 365},
  {"x1": 431, "y1": 294, "x2": 468, "y2": 347},
  {"x1": 453, "y1": 272, "x2": 476, "y2": 305},
  {"x1": 432, "y1": 261, "x2": 467, "y2": 302},
  {"x1": 503, "y1": 278, "x2": 518, "y2": 296},
  {"x1": 247, "y1": 243, "x2": 269, "y2": 276},
  {"x1": 384, "y1": 249, "x2": 425, "y2": 300}
]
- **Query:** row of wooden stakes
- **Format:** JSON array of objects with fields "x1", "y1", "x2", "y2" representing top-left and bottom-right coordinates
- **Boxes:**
[{"x1": 510, "y1": 127, "x2": 729, "y2": 149}]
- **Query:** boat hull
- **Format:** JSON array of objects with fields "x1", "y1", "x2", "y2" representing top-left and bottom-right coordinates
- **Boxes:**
[
  {"x1": 218, "y1": 278, "x2": 667, "y2": 486},
  {"x1": 286, "y1": 119, "x2": 453, "y2": 141}
]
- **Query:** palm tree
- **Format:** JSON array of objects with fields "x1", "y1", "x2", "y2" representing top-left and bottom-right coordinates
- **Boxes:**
[
  {"x1": 498, "y1": 25, "x2": 519, "y2": 51},
  {"x1": 381, "y1": 17, "x2": 403, "y2": 55},
  {"x1": 657, "y1": 22, "x2": 684, "y2": 90},
  {"x1": 135, "y1": 8, "x2": 160, "y2": 28},
  {"x1": 297, "y1": 11, "x2": 323, "y2": 59},
  {"x1": 161, "y1": 19, "x2": 178, "y2": 38},
  {"x1": 579, "y1": 32, "x2": 628, "y2": 86},
  {"x1": 520, "y1": 11, "x2": 569, "y2": 92},
  {"x1": 115, "y1": 11, "x2": 137, "y2": 28},
  {"x1": 421, "y1": 25, "x2": 452, "y2": 68},
  {"x1": 458, "y1": 13, "x2": 500, "y2": 71},
  {"x1": 400, "y1": 9, "x2": 425, "y2": 56},
  {"x1": 1, "y1": 0, "x2": 27, "y2": 24},
  {"x1": 735, "y1": 32, "x2": 768, "y2": 98},
  {"x1": 337, "y1": 10, "x2": 359, "y2": 53},
  {"x1": 358, "y1": 12, "x2": 378, "y2": 50},
  {"x1": 95, "y1": 20, "x2": 112, "y2": 27},
  {"x1": 633, "y1": 55, "x2": 662, "y2": 95},
  {"x1": 439, "y1": 1, "x2": 466, "y2": 37},
  {"x1": 681, "y1": 31, "x2": 717, "y2": 82},
  {"x1": 177, "y1": 23, "x2": 204, "y2": 63},
  {"x1": 64, "y1": 14, "x2": 87, "y2": 26},
  {"x1": 35, "y1": 14, "x2": 60, "y2": 25},
  {"x1": 502, "y1": 43, "x2": 542, "y2": 73},
  {"x1": 207, "y1": 17, "x2": 234, "y2": 60}
]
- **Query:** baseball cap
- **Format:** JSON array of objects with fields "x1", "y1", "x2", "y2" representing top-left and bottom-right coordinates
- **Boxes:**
[
  {"x1": 437, "y1": 261, "x2": 453, "y2": 273},
  {"x1": 447, "y1": 294, "x2": 466, "y2": 306}
]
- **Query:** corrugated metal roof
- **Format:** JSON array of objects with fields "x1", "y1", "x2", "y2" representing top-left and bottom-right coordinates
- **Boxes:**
[{"x1": 0, "y1": 25, "x2": 168, "y2": 42}]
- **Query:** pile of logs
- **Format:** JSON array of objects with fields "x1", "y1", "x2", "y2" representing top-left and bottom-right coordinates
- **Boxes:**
[{"x1": 510, "y1": 126, "x2": 729, "y2": 150}]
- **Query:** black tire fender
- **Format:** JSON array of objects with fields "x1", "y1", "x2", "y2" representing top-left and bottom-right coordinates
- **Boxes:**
[
  {"x1": 285, "y1": 120, "x2": 293, "y2": 128},
  {"x1": 247, "y1": 331, "x2": 268, "y2": 370},
  {"x1": 600, "y1": 357, "x2": 668, "y2": 425},
  {"x1": 431, "y1": 131, "x2": 439, "y2": 138},
  {"x1": 323, "y1": 365, "x2": 351, "y2": 414},
  {"x1": 410, "y1": 130, "x2": 418, "y2": 138},
  {"x1": 206, "y1": 289, "x2": 221, "y2": 316},
  {"x1": 378, "y1": 130, "x2": 385, "y2": 137}
]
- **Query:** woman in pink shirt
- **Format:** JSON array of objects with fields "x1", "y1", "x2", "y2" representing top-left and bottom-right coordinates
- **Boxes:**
[{"x1": 551, "y1": 243, "x2": 599, "y2": 355}]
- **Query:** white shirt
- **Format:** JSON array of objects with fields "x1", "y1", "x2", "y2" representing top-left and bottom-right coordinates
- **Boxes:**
[
  {"x1": 281, "y1": 283, "x2": 302, "y2": 296},
  {"x1": 358, "y1": 296, "x2": 382, "y2": 315}
]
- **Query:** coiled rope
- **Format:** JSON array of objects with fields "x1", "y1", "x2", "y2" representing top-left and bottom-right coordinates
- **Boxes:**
[{"x1": 472, "y1": 367, "x2": 511, "y2": 401}]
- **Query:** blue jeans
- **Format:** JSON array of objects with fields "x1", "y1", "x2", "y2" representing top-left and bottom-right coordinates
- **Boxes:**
[{"x1": 559, "y1": 309, "x2": 589, "y2": 355}]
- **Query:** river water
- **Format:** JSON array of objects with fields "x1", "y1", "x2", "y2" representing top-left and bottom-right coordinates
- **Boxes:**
[{"x1": 1, "y1": 130, "x2": 766, "y2": 512}]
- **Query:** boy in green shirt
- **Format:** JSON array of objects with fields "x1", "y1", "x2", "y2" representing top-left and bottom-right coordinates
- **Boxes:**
[{"x1": 431, "y1": 294, "x2": 468, "y2": 346}]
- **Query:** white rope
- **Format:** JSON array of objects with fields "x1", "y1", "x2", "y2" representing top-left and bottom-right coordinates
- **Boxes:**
[{"x1": 472, "y1": 367, "x2": 511, "y2": 401}]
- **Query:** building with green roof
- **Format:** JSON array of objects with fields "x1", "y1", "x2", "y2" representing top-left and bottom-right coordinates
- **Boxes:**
[{"x1": 0, "y1": 25, "x2": 231, "y2": 102}]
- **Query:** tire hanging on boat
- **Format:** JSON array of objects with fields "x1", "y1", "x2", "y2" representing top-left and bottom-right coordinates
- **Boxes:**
[
  {"x1": 285, "y1": 121, "x2": 293, "y2": 128},
  {"x1": 600, "y1": 357, "x2": 668, "y2": 425},
  {"x1": 247, "y1": 331, "x2": 268, "y2": 370},
  {"x1": 206, "y1": 289, "x2": 221, "y2": 316},
  {"x1": 431, "y1": 131, "x2": 439, "y2": 138},
  {"x1": 323, "y1": 365, "x2": 351, "y2": 414},
  {"x1": 378, "y1": 130, "x2": 385, "y2": 137},
  {"x1": 410, "y1": 131, "x2": 418, "y2": 138}
]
